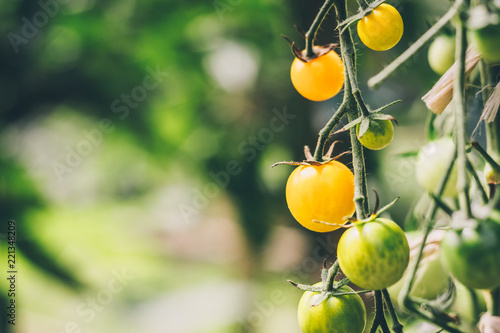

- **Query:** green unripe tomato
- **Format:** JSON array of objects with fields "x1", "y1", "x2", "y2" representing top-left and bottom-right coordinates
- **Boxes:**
[
  {"x1": 298, "y1": 283, "x2": 366, "y2": 333},
  {"x1": 356, "y1": 119, "x2": 394, "y2": 150},
  {"x1": 415, "y1": 138, "x2": 459, "y2": 197},
  {"x1": 469, "y1": 5, "x2": 500, "y2": 63},
  {"x1": 441, "y1": 216, "x2": 500, "y2": 290},
  {"x1": 337, "y1": 218, "x2": 410, "y2": 291},
  {"x1": 428, "y1": 35, "x2": 455, "y2": 75}
]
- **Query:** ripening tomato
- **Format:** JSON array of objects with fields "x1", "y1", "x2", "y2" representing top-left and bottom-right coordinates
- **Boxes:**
[
  {"x1": 290, "y1": 50, "x2": 345, "y2": 101},
  {"x1": 440, "y1": 215, "x2": 500, "y2": 290},
  {"x1": 415, "y1": 138, "x2": 459, "y2": 197},
  {"x1": 286, "y1": 161, "x2": 355, "y2": 233},
  {"x1": 428, "y1": 35, "x2": 456, "y2": 75},
  {"x1": 298, "y1": 282, "x2": 366, "y2": 333},
  {"x1": 357, "y1": 4, "x2": 404, "y2": 51},
  {"x1": 356, "y1": 119, "x2": 394, "y2": 150},
  {"x1": 337, "y1": 218, "x2": 410, "y2": 290}
]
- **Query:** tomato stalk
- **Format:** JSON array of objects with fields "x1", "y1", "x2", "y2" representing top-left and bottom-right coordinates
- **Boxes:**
[
  {"x1": 368, "y1": 0, "x2": 464, "y2": 88},
  {"x1": 382, "y1": 289, "x2": 403, "y2": 333},
  {"x1": 454, "y1": 0, "x2": 472, "y2": 218},
  {"x1": 313, "y1": 105, "x2": 348, "y2": 161},
  {"x1": 333, "y1": 0, "x2": 371, "y2": 219},
  {"x1": 304, "y1": 0, "x2": 336, "y2": 59},
  {"x1": 370, "y1": 290, "x2": 390, "y2": 333}
]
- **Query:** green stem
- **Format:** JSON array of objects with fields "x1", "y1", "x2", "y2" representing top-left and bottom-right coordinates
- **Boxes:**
[
  {"x1": 465, "y1": 157, "x2": 489, "y2": 204},
  {"x1": 370, "y1": 290, "x2": 390, "y2": 333},
  {"x1": 382, "y1": 289, "x2": 404, "y2": 333},
  {"x1": 454, "y1": 0, "x2": 472, "y2": 217},
  {"x1": 472, "y1": 142, "x2": 500, "y2": 171},
  {"x1": 479, "y1": 62, "x2": 500, "y2": 166},
  {"x1": 487, "y1": 287, "x2": 500, "y2": 317},
  {"x1": 368, "y1": 0, "x2": 464, "y2": 88},
  {"x1": 305, "y1": 0, "x2": 336, "y2": 58},
  {"x1": 334, "y1": 0, "x2": 370, "y2": 218},
  {"x1": 326, "y1": 261, "x2": 340, "y2": 291},
  {"x1": 313, "y1": 104, "x2": 348, "y2": 161}
]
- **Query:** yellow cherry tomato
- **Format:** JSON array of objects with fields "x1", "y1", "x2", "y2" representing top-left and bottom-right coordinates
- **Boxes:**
[
  {"x1": 290, "y1": 50, "x2": 345, "y2": 101},
  {"x1": 357, "y1": 4, "x2": 404, "y2": 51},
  {"x1": 285, "y1": 160, "x2": 355, "y2": 233}
]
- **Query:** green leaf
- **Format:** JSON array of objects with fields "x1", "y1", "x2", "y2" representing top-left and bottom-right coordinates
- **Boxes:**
[
  {"x1": 371, "y1": 100, "x2": 402, "y2": 114},
  {"x1": 338, "y1": 116, "x2": 364, "y2": 132},
  {"x1": 358, "y1": 118, "x2": 371, "y2": 138}
]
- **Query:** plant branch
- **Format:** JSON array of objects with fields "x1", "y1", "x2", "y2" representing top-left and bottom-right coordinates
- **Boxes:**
[
  {"x1": 454, "y1": 0, "x2": 472, "y2": 218},
  {"x1": 368, "y1": 0, "x2": 464, "y2": 88},
  {"x1": 334, "y1": 0, "x2": 370, "y2": 218},
  {"x1": 370, "y1": 290, "x2": 390, "y2": 333},
  {"x1": 305, "y1": 0, "x2": 336, "y2": 58},
  {"x1": 314, "y1": 104, "x2": 348, "y2": 161},
  {"x1": 382, "y1": 289, "x2": 404, "y2": 333}
]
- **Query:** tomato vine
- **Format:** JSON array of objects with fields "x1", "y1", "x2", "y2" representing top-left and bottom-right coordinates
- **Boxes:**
[{"x1": 279, "y1": 0, "x2": 500, "y2": 331}]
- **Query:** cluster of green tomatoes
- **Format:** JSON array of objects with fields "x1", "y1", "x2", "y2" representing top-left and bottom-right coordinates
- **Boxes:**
[{"x1": 280, "y1": 2, "x2": 500, "y2": 332}]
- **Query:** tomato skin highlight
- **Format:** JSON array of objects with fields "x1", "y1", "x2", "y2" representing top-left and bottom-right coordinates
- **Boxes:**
[
  {"x1": 337, "y1": 218, "x2": 410, "y2": 290},
  {"x1": 290, "y1": 50, "x2": 345, "y2": 101},
  {"x1": 441, "y1": 217, "x2": 500, "y2": 290},
  {"x1": 357, "y1": 4, "x2": 404, "y2": 51},
  {"x1": 285, "y1": 161, "x2": 355, "y2": 233},
  {"x1": 298, "y1": 283, "x2": 366, "y2": 333},
  {"x1": 356, "y1": 119, "x2": 394, "y2": 150}
]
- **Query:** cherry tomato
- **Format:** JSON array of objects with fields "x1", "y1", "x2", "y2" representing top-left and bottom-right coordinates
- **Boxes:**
[
  {"x1": 290, "y1": 50, "x2": 345, "y2": 101},
  {"x1": 286, "y1": 161, "x2": 355, "y2": 233},
  {"x1": 440, "y1": 215, "x2": 500, "y2": 290},
  {"x1": 337, "y1": 218, "x2": 410, "y2": 290},
  {"x1": 357, "y1": 4, "x2": 404, "y2": 51},
  {"x1": 415, "y1": 138, "x2": 458, "y2": 197},
  {"x1": 469, "y1": 6, "x2": 500, "y2": 63},
  {"x1": 298, "y1": 282, "x2": 366, "y2": 333},
  {"x1": 428, "y1": 35, "x2": 456, "y2": 75},
  {"x1": 356, "y1": 119, "x2": 394, "y2": 150}
]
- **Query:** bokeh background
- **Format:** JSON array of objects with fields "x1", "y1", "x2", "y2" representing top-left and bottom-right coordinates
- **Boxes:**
[{"x1": 0, "y1": 0, "x2": 477, "y2": 332}]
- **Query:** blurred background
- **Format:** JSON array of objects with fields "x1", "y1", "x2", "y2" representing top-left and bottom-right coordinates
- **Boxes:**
[{"x1": 0, "y1": 0, "x2": 472, "y2": 332}]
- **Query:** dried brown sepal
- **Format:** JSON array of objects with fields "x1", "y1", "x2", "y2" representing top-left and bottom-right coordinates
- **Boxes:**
[
  {"x1": 324, "y1": 140, "x2": 343, "y2": 159},
  {"x1": 281, "y1": 35, "x2": 338, "y2": 63},
  {"x1": 304, "y1": 145, "x2": 314, "y2": 160}
]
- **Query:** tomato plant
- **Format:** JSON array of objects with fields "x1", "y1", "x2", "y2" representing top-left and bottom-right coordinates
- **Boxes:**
[
  {"x1": 415, "y1": 138, "x2": 459, "y2": 197},
  {"x1": 428, "y1": 34, "x2": 456, "y2": 75},
  {"x1": 356, "y1": 119, "x2": 394, "y2": 150},
  {"x1": 440, "y1": 214, "x2": 500, "y2": 290},
  {"x1": 337, "y1": 218, "x2": 410, "y2": 290},
  {"x1": 290, "y1": 50, "x2": 345, "y2": 101},
  {"x1": 298, "y1": 282, "x2": 366, "y2": 333},
  {"x1": 357, "y1": 4, "x2": 404, "y2": 51},
  {"x1": 285, "y1": 160, "x2": 356, "y2": 232}
]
